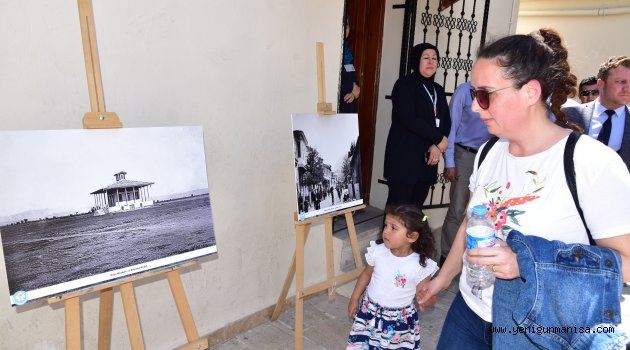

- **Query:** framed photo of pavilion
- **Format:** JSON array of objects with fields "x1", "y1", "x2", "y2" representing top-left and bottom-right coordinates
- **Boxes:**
[
  {"x1": 292, "y1": 113, "x2": 363, "y2": 220},
  {"x1": 91, "y1": 171, "x2": 155, "y2": 215},
  {"x1": 0, "y1": 126, "x2": 216, "y2": 306}
]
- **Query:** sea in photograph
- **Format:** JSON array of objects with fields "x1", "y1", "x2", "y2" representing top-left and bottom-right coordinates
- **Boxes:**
[{"x1": 1, "y1": 195, "x2": 215, "y2": 296}]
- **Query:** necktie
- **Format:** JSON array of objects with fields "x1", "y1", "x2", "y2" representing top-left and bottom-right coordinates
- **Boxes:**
[{"x1": 597, "y1": 110, "x2": 615, "y2": 146}]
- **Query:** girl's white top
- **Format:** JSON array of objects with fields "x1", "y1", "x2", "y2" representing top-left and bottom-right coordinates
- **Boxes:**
[{"x1": 365, "y1": 241, "x2": 438, "y2": 308}]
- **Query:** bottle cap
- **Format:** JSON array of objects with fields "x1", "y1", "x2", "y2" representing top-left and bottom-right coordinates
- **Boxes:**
[{"x1": 471, "y1": 204, "x2": 488, "y2": 216}]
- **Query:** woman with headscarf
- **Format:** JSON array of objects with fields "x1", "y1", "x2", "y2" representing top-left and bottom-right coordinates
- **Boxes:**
[{"x1": 383, "y1": 43, "x2": 451, "y2": 208}]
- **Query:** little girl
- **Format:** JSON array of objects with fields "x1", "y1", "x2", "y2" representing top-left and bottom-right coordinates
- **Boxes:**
[{"x1": 346, "y1": 204, "x2": 438, "y2": 350}]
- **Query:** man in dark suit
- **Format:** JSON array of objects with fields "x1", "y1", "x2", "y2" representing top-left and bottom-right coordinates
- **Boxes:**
[{"x1": 562, "y1": 56, "x2": 630, "y2": 170}]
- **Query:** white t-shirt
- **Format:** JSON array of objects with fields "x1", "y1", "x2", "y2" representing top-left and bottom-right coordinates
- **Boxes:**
[
  {"x1": 365, "y1": 241, "x2": 439, "y2": 308},
  {"x1": 460, "y1": 134, "x2": 630, "y2": 322}
]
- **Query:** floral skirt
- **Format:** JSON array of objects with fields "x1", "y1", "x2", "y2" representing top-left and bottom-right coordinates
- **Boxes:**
[{"x1": 347, "y1": 293, "x2": 421, "y2": 349}]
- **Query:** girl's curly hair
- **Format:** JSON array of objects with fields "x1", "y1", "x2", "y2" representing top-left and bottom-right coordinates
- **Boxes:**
[{"x1": 382, "y1": 203, "x2": 435, "y2": 267}]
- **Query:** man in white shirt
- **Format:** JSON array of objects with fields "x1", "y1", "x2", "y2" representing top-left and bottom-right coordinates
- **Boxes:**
[{"x1": 563, "y1": 56, "x2": 630, "y2": 170}]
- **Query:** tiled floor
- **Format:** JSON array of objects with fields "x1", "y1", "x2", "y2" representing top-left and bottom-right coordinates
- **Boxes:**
[
  {"x1": 208, "y1": 278, "x2": 460, "y2": 350},
  {"x1": 209, "y1": 278, "x2": 630, "y2": 350},
  {"x1": 208, "y1": 207, "x2": 630, "y2": 350}
]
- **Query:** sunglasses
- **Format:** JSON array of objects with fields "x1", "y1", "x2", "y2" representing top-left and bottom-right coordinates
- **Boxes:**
[
  {"x1": 579, "y1": 89, "x2": 599, "y2": 97},
  {"x1": 469, "y1": 86, "x2": 512, "y2": 110}
]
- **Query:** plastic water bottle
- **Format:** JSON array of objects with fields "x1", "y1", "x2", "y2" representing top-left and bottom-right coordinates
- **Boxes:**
[{"x1": 465, "y1": 205, "x2": 496, "y2": 291}]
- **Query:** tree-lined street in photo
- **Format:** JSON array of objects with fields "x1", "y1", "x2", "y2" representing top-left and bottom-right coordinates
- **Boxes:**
[{"x1": 292, "y1": 113, "x2": 362, "y2": 219}]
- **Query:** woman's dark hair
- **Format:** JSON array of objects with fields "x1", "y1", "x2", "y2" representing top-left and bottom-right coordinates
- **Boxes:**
[
  {"x1": 381, "y1": 203, "x2": 435, "y2": 267},
  {"x1": 478, "y1": 28, "x2": 581, "y2": 132}
]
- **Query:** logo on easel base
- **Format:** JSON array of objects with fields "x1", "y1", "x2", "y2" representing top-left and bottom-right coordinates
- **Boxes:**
[{"x1": 11, "y1": 290, "x2": 28, "y2": 305}]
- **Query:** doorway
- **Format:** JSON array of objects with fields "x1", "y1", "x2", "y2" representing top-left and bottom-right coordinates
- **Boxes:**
[{"x1": 340, "y1": 0, "x2": 386, "y2": 204}]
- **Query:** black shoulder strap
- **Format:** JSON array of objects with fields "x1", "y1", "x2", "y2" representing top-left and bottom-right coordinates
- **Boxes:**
[
  {"x1": 563, "y1": 131, "x2": 595, "y2": 245},
  {"x1": 476, "y1": 133, "x2": 594, "y2": 245},
  {"x1": 477, "y1": 136, "x2": 500, "y2": 170}
]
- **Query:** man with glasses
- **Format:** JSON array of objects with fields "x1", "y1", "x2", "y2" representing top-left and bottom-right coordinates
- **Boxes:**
[
  {"x1": 439, "y1": 81, "x2": 492, "y2": 266},
  {"x1": 563, "y1": 56, "x2": 630, "y2": 170},
  {"x1": 578, "y1": 76, "x2": 599, "y2": 104}
]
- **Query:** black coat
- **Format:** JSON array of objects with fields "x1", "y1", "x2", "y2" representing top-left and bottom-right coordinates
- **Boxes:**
[{"x1": 384, "y1": 72, "x2": 451, "y2": 184}]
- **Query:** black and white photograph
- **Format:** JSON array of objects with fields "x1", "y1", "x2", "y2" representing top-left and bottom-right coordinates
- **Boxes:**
[
  {"x1": 0, "y1": 126, "x2": 216, "y2": 305},
  {"x1": 292, "y1": 113, "x2": 363, "y2": 220}
]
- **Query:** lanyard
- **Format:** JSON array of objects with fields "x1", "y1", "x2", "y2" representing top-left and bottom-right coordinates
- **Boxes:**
[{"x1": 422, "y1": 84, "x2": 438, "y2": 117}]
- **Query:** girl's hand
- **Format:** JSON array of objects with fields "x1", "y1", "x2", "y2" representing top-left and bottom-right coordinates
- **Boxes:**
[
  {"x1": 426, "y1": 145, "x2": 442, "y2": 165},
  {"x1": 415, "y1": 278, "x2": 437, "y2": 311},
  {"x1": 416, "y1": 275, "x2": 449, "y2": 307},
  {"x1": 347, "y1": 266, "x2": 372, "y2": 320},
  {"x1": 348, "y1": 297, "x2": 360, "y2": 320},
  {"x1": 466, "y1": 241, "x2": 520, "y2": 279},
  {"x1": 418, "y1": 294, "x2": 437, "y2": 312}
]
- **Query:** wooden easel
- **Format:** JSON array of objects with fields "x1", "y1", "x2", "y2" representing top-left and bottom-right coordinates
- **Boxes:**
[
  {"x1": 315, "y1": 42, "x2": 336, "y2": 115},
  {"x1": 48, "y1": 262, "x2": 207, "y2": 350},
  {"x1": 76, "y1": 0, "x2": 121, "y2": 129},
  {"x1": 46, "y1": 2, "x2": 208, "y2": 349},
  {"x1": 271, "y1": 206, "x2": 366, "y2": 349},
  {"x1": 271, "y1": 43, "x2": 365, "y2": 350}
]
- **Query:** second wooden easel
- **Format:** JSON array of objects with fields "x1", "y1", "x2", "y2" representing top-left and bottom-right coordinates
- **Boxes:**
[
  {"x1": 271, "y1": 42, "x2": 366, "y2": 350},
  {"x1": 270, "y1": 205, "x2": 366, "y2": 349},
  {"x1": 48, "y1": 1, "x2": 208, "y2": 349}
]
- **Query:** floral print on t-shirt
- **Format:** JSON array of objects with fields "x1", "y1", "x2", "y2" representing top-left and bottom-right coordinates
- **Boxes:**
[
  {"x1": 394, "y1": 271, "x2": 407, "y2": 288},
  {"x1": 480, "y1": 170, "x2": 545, "y2": 239}
]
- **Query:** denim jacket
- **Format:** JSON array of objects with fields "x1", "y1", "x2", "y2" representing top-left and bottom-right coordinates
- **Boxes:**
[{"x1": 492, "y1": 230, "x2": 628, "y2": 350}]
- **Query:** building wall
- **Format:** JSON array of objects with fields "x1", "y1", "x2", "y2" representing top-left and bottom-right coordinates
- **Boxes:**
[
  {"x1": 0, "y1": 1, "x2": 344, "y2": 349},
  {"x1": 368, "y1": 0, "x2": 521, "y2": 211},
  {"x1": 517, "y1": 3, "x2": 630, "y2": 99}
]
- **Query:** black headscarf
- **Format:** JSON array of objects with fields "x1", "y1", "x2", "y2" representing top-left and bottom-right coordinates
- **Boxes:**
[{"x1": 409, "y1": 43, "x2": 440, "y2": 80}]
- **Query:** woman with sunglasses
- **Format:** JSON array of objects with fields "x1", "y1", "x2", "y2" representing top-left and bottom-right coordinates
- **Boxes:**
[
  {"x1": 383, "y1": 43, "x2": 451, "y2": 208},
  {"x1": 417, "y1": 28, "x2": 630, "y2": 349}
]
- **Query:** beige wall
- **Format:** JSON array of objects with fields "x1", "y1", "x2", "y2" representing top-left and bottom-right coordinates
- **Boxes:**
[
  {"x1": 0, "y1": 1, "x2": 344, "y2": 349},
  {"x1": 517, "y1": 2, "x2": 630, "y2": 98},
  {"x1": 369, "y1": 0, "x2": 521, "y2": 213}
]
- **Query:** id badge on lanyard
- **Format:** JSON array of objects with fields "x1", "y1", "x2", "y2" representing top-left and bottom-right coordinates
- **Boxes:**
[{"x1": 423, "y1": 84, "x2": 439, "y2": 127}]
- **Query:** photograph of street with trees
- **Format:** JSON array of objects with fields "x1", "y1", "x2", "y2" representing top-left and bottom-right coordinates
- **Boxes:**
[{"x1": 292, "y1": 113, "x2": 362, "y2": 219}]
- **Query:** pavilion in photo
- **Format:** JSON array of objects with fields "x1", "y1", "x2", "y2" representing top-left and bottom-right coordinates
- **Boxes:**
[{"x1": 90, "y1": 171, "x2": 155, "y2": 216}]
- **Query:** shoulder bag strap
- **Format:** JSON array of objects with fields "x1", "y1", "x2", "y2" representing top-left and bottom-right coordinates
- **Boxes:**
[
  {"x1": 563, "y1": 131, "x2": 595, "y2": 245},
  {"x1": 477, "y1": 136, "x2": 500, "y2": 170}
]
